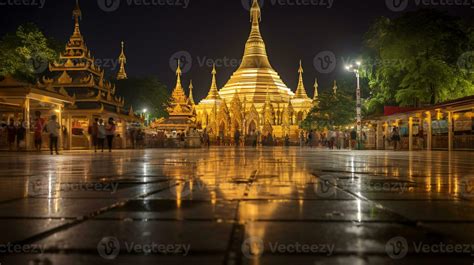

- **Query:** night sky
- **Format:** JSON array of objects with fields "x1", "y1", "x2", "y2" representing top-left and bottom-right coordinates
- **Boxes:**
[{"x1": 0, "y1": 0, "x2": 472, "y2": 101}]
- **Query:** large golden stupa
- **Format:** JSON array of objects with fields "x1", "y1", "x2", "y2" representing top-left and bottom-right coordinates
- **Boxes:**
[{"x1": 178, "y1": 0, "x2": 317, "y2": 140}]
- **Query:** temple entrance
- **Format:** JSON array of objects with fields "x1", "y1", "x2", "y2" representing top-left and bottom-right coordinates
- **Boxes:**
[
  {"x1": 219, "y1": 121, "x2": 226, "y2": 145},
  {"x1": 248, "y1": 120, "x2": 257, "y2": 134}
]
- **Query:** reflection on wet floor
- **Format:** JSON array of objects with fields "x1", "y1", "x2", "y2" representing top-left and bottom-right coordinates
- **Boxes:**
[{"x1": 0, "y1": 147, "x2": 473, "y2": 264}]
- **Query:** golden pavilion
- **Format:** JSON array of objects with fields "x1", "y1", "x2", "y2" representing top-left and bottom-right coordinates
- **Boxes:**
[
  {"x1": 36, "y1": 0, "x2": 139, "y2": 149},
  {"x1": 192, "y1": 0, "x2": 316, "y2": 140}
]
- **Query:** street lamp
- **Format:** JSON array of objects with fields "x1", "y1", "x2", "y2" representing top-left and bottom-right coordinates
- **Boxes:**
[
  {"x1": 142, "y1": 108, "x2": 148, "y2": 126},
  {"x1": 345, "y1": 62, "x2": 362, "y2": 150}
]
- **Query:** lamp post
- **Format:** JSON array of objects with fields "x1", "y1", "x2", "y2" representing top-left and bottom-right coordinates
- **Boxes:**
[
  {"x1": 142, "y1": 108, "x2": 148, "y2": 126},
  {"x1": 345, "y1": 61, "x2": 362, "y2": 150}
]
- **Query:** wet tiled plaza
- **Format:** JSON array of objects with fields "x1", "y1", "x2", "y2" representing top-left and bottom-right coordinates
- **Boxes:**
[{"x1": 0, "y1": 147, "x2": 473, "y2": 264}]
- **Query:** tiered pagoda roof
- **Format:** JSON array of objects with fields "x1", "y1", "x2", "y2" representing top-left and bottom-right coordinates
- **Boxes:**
[{"x1": 37, "y1": 0, "x2": 131, "y2": 116}]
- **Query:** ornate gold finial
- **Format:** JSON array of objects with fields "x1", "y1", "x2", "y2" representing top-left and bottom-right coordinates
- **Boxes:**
[
  {"x1": 117, "y1": 41, "x2": 128, "y2": 80},
  {"x1": 176, "y1": 59, "x2": 182, "y2": 87},
  {"x1": 313, "y1": 78, "x2": 319, "y2": 100},
  {"x1": 72, "y1": 0, "x2": 82, "y2": 36},
  {"x1": 206, "y1": 64, "x2": 220, "y2": 100},
  {"x1": 188, "y1": 80, "x2": 195, "y2": 105},
  {"x1": 250, "y1": 0, "x2": 261, "y2": 23},
  {"x1": 295, "y1": 60, "x2": 309, "y2": 99},
  {"x1": 333, "y1": 80, "x2": 338, "y2": 95}
]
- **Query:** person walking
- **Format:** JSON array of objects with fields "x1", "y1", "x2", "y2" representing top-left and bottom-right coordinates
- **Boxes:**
[
  {"x1": 391, "y1": 127, "x2": 401, "y2": 151},
  {"x1": 350, "y1": 129, "x2": 357, "y2": 150},
  {"x1": 33, "y1": 111, "x2": 45, "y2": 152},
  {"x1": 97, "y1": 119, "x2": 106, "y2": 152},
  {"x1": 16, "y1": 120, "x2": 26, "y2": 151},
  {"x1": 89, "y1": 118, "x2": 99, "y2": 152},
  {"x1": 234, "y1": 129, "x2": 241, "y2": 147},
  {"x1": 45, "y1": 115, "x2": 60, "y2": 155},
  {"x1": 105, "y1": 117, "x2": 116, "y2": 152},
  {"x1": 6, "y1": 118, "x2": 16, "y2": 151}
]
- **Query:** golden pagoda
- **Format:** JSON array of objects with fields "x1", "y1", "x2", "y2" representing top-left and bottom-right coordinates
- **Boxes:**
[
  {"x1": 155, "y1": 60, "x2": 196, "y2": 131},
  {"x1": 37, "y1": 0, "x2": 137, "y2": 149},
  {"x1": 194, "y1": 0, "x2": 315, "y2": 141},
  {"x1": 117, "y1": 41, "x2": 128, "y2": 80}
]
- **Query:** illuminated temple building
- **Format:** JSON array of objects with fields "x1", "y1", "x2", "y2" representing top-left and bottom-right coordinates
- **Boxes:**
[
  {"x1": 35, "y1": 0, "x2": 138, "y2": 149},
  {"x1": 191, "y1": 0, "x2": 317, "y2": 139}
]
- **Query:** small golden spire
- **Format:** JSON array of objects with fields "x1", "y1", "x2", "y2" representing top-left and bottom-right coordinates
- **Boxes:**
[
  {"x1": 188, "y1": 80, "x2": 195, "y2": 105},
  {"x1": 117, "y1": 41, "x2": 127, "y2": 80},
  {"x1": 295, "y1": 60, "x2": 309, "y2": 99},
  {"x1": 72, "y1": 0, "x2": 82, "y2": 36},
  {"x1": 313, "y1": 78, "x2": 319, "y2": 100},
  {"x1": 333, "y1": 80, "x2": 338, "y2": 95},
  {"x1": 176, "y1": 59, "x2": 182, "y2": 87},
  {"x1": 206, "y1": 64, "x2": 220, "y2": 100},
  {"x1": 250, "y1": 0, "x2": 261, "y2": 23}
]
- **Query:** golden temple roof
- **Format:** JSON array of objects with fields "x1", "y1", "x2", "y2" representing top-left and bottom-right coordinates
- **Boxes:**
[
  {"x1": 218, "y1": 0, "x2": 294, "y2": 104},
  {"x1": 117, "y1": 41, "x2": 128, "y2": 80},
  {"x1": 294, "y1": 60, "x2": 310, "y2": 99}
]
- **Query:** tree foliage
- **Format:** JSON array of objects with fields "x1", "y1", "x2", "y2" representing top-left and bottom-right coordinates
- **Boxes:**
[
  {"x1": 301, "y1": 91, "x2": 355, "y2": 131},
  {"x1": 362, "y1": 9, "x2": 474, "y2": 111},
  {"x1": 0, "y1": 23, "x2": 60, "y2": 82},
  {"x1": 115, "y1": 77, "x2": 170, "y2": 119}
]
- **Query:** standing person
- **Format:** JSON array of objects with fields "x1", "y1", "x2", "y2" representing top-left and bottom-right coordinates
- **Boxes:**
[
  {"x1": 33, "y1": 111, "x2": 45, "y2": 152},
  {"x1": 90, "y1": 118, "x2": 99, "y2": 152},
  {"x1": 234, "y1": 129, "x2": 240, "y2": 147},
  {"x1": 391, "y1": 127, "x2": 401, "y2": 151},
  {"x1": 105, "y1": 117, "x2": 116, "y2": 152},
  {"x1": 308, "y1": 130, "x2": 313, "y2": 147},
  {"x1": 45, "y1": 115, "x2": 60, "y2": 155},
  {"x1": 97, "y1": 119, "x2": 106, "y2": 152},
  {"x1": 6, "y1": 118, "x2": 16, "y2": 151},
  {"x1": 350, "y1": 129, "x2": 357, "y2": 150},
  {"x1": 16, "y1": 120, "x2": 26, "y2": 151},
  {"x1": 284, "y1": 134, "x2": 290, "y2": 146},
  {"x1": 299, "y1": 131, "x2": 305, "y2": 147}
]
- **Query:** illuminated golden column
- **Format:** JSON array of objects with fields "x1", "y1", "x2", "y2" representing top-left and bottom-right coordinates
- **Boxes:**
[
  {"x1": 426, "y1": 111, "x2": 432, "y2": 151},
  {"x1": 447, "y1": 111, "x2": 453, "y2": 151},
  {"x1": 408, "y1": 117, "x2": 413, "y2": 151}
]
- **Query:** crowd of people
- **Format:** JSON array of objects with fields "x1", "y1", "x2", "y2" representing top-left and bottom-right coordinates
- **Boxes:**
[
  {"x1": 0, "y1": 112, "x2": 121, "y2": 154},
  {"x1": 298, "y1": 129, "x2": 363, "y2": 149}
]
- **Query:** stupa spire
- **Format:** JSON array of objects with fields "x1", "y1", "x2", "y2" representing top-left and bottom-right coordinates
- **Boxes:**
[
  {"x1": 313, "y1": 78, "x2": 320, "y2": 100},
  {"x1": 205, "y1": 64, "x2": 221, "y2": 100},
  {"x1": 188, "y1": 80, "x2": 195, "y2": 105},
  {"x1": 117, "y1": 41, "x2": 127, "y2": 80},
  {"x1": 72, "y1": 0, "x2": 82, "y2": 37},
  {"x1": 176, "y1": 59, "x2": 182, "y2": 88},
  {"x1": 239, "y1": 0, "x2": 271, "y2": 69},
  {"x1": 294, "y1": 60, "x2": 309, "y2": 99}
]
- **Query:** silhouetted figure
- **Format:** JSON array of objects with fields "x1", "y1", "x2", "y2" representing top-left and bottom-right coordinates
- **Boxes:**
[{"x1": 45, "y1": 115, "x2": 60, "y2": 155}]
